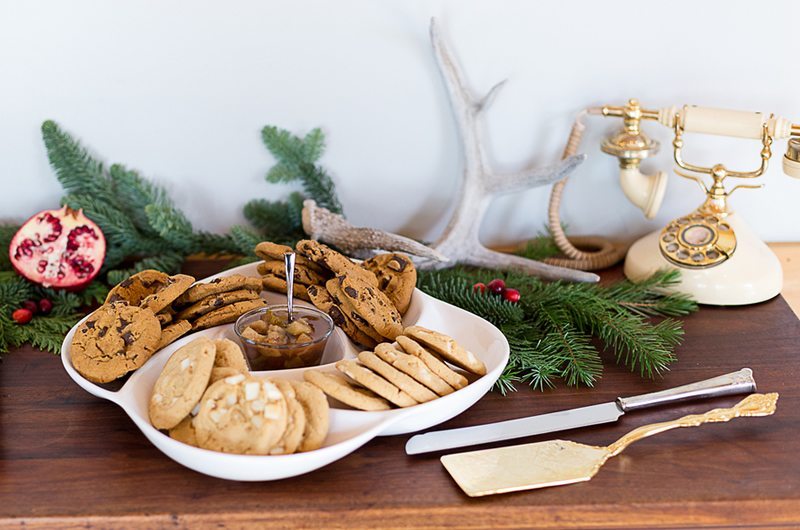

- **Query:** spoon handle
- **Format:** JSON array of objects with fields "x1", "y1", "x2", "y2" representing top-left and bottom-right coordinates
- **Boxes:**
[
  {"x1": 605, "y1": 392, "x2": 778, "y2": 458},
  {"x1": 284, "y1": 251, "x2": 296, "y2": 321}
]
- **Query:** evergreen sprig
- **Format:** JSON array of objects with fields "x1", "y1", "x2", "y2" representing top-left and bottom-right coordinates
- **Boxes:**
[
  {"x1": 418, "y1": 267, "x2": 697, "y2": 392},
  {"x1": 243, "y1": 126, "x2": 343, "y2": 248},
  {"x1": 0, "y1": 267, "x2": 108, "y2": 356},
  {"x1": 41, "y1": 120, "x2": 242, "y2": 281}
]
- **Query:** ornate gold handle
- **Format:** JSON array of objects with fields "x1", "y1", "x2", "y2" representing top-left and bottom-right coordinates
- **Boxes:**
[{"x1": 606, "y1": 393, "x2": 778, "y2": 457}]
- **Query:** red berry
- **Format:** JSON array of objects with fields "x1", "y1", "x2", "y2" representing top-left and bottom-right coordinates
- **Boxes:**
[
  {"x1": 22, "y1": 299, "x2": 39, "y2": 314},
  {"x1": 472, "y1": 282, "x2": 487, "y2": 294},
  {"x1": 12, "y1": 308, "x2": 34, "y2": 325},
  {"x1": 487, "y1": 279, "x2": 506, "y2": 295},
  {"x1": 38, "y1": 298, "x2": 54, "y2": 315},
  {"x1": 503, "y1": 288, "x2": 521, "y2": 303}
]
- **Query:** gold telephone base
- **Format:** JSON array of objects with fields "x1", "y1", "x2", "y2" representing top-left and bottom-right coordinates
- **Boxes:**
[{"x1": 624, "y1": 211, "x2": 782, "y2": 305}]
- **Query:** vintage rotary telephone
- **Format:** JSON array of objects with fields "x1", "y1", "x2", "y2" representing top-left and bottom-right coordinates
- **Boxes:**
[{"x1": 549, "y1": 99, "x2": 800, "y2": 305}]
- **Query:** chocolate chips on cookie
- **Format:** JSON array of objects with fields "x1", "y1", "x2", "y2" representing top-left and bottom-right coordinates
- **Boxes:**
[{"x1": 256, "y1": 239, "x2": 417, "y2": 347}]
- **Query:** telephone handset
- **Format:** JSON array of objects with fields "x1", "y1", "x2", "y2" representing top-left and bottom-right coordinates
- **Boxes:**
[{"x1": 548, "y1": 99, "x2": 800, "y2": 305}]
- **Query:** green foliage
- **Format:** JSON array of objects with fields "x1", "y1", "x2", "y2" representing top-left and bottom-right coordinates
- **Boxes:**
[
  {"x1": 418, "y1": 267, "x2": 697, "y2": 393},
  {"x1": 0, "y1": 224, "x2": 20, "y2": 271},
  {"x1": 0, "y1": 270, "x2": 106, "y2": 356},
  {"x1": 514, "y1": 230, "x2": 562, "y2": 261},
  {"x1": 243, "y1": 126, "x2": 343, "y2": 248}
]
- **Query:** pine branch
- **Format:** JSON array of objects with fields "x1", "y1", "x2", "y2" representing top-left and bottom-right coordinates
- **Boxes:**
[
  {"x1": 418, "y1": 266, "x2": 697, "y2": 391},
  {"x1": 229, "y1": 225, "x2": 263, "y2": 256},
  {"x1": 25, "y1": 313, "x2": 83, "y2": 354},
  {"x1": 0, "y1": 274, "x2": 35, "y2": 308},
  {"x1": 41, "y1": 121, "x2": 115, "y2": 203},
  {"x1": 261, "y1": 126, "x2": 343, "y2": 214},
  {"x1": 108, "y1": 164, "x2": 168, "y2": 235},
  {"x1": 0, "y1": 224, "x2": 20, "y2": 271},
  {"x1": 416, "y1": 271, "x2": 524, "y2": 326}
]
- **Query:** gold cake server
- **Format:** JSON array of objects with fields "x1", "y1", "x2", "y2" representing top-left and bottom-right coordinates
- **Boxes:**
[{"x1": 441, "y1": 392, "x2": 778, "y2": 497}]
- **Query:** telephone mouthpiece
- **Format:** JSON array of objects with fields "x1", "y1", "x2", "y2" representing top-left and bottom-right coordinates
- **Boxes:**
[{"x1": 784, "y1": 138, "x2": 800, "y2": 179}]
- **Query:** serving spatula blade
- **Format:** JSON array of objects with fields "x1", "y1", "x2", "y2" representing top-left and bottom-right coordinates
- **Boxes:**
[{"x1": 442, "y1": 393, "x2": 778, "y2": 497}]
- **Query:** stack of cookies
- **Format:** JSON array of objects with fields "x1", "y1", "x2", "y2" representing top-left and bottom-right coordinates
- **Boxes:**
[
  {"x1": 304, "y1": 325, "x2": 487, "y2": 411},
  {"x1": 71, "y1": 270, "x2": 196, "y2": 383},
  {"x1": 171, "y1": 274, "x2": 266, "y2": 331},
  {"x1": 149, "y1": 337, "x2": 330, "y2": 455},
  {"x1": 71, "y1": 269, "x2": 267, "y2": 384},
  {"x1": 256, "y1": 240, "x2": 417, "y2": 349}
]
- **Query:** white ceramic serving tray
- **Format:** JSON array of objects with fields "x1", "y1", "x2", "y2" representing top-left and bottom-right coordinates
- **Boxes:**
[{"x1": 61, "y1": 262, "x2": 509, "y2": 481}]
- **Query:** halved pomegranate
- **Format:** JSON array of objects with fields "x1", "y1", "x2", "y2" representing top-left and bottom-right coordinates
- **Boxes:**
[{"x1": 9, "y1": 206, "x2": 106, "y2": 290}]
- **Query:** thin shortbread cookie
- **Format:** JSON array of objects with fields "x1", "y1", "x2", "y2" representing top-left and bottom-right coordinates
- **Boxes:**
[
  {"x1": 336, "y1": 360, "x2": 417, "y2": 408},
  {"x1": 304, "y1": 370, "x2": 390, "y2": 411},
  {"x1": 396, "y1": 336, "x2": 468, "y2": 389}
]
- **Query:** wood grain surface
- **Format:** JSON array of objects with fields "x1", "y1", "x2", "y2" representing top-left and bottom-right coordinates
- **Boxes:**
[{"x1": 2, "y1": 259, "x2": 799, "y2": 529}]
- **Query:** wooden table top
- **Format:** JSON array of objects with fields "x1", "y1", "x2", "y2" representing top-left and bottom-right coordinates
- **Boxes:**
[{"x1": 2, "y1": 260, "x2": 799, "y2": 529}]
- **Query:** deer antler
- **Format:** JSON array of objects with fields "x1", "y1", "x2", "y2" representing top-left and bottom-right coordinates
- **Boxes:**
[
  {"x1": 425, "y1": 18, "x2": 597, "y2": 282},
  {"x1": 300, "y1": 19, "x2": 598, "y2": 283}
]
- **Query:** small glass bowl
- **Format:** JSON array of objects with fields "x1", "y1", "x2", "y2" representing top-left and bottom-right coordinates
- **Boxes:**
[{"x1": 234, "y1": 305, "x2": 334, "y2": 371}]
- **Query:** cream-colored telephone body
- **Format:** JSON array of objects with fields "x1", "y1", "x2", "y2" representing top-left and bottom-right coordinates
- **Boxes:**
[{"x1": 551, "y1": 100, "x2": 800, "y2": 305}]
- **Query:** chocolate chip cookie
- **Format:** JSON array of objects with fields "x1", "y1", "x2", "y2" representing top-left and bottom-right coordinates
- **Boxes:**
[
  {"x1": 327, "y1": 276, "x2": 402, "y2": 340},
  {"x1": 296, "y1": 240, "x2": 379, "y2": 288},
  {"x1": 362, "y1": 253, "x2": 417, "y2": 314},
  {"x1": 70, "y1": 302, "x2": 161, "y2": 383},
  {"x1": 175, "y1": 274, "x2": 262, "y2": 305}
]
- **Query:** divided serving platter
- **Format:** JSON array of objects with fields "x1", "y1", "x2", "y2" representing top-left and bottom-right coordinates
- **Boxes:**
[{"x1": 60, "y1": 262, "x2": 510, "y2": 481}]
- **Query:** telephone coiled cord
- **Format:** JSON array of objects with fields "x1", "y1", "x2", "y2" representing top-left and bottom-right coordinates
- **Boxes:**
[{"x1": 544, "y1": 112, "x2": 627, "y2": 271}]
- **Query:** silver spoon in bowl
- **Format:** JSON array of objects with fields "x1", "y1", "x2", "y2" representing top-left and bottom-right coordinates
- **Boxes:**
[{"x1": 284, "y1": 251, "x2": 296, "y2": 323}]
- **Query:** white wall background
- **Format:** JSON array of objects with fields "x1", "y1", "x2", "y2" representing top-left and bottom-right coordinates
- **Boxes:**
[{"x1": 1, "y1": 0, "x2": 799, "y2": 245}]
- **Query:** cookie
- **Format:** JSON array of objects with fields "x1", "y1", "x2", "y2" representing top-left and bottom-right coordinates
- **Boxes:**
[
  {"x1": 403, "y1": 326, "x2": 486, "y2": 376},
  {"x1": 176, "y1": 274, "x2": 263, "y2": 305},
  {"x1": 192, "y1": 298, "x2": 268, "y2": 331},
  {"x1": 254, "y1": 241, "x2": 294, "y2": 261},
  {"x1": 156, "y1": 311, "x2": 173, "y2": 326},
  {"x1": 288, "y1": 380, "x2": 330, "y2": 452},
  {"x1": 105, "y1": 269, "x2": 169, "y2": 305},
  {"x1": 194, "y1": 375, "x2": 288, "y2": 455},
  {"x1": 327, "y1": 276, "x2": 402, "y2": 340},
  {"x1": 255, "y1": 242, "x2": 328, "y2": 276},
  {"x1": 175, "y1": 289, "x2": 261, "y2": 321},
  {"x1": 357, "y1": 350, "x2": 438, "y2": 403},
  {"x1": 213, "y1": 338, "x2": 250, "y2": 372},
  {"x1": 304, "y1": 370, "x2": 390, "y2": 411},
  {"x1": 271, "y1": 379, "x2": 307, "y2": 455},
  {"x1": 261, "y1": 275, "x2": 311, "y2": 302},
  {"x1": 209, "y1": 366, "x2": 243, "y2": 385},
  {"x1": 324, "y1": 283, "x2": 385, "y2": 343},
  {"x1": 156, "y1": 320, "x2": 192, "y2": 350},
  {"x1": 139, "y1": 274, "x2": 195, "y2": 314},
  {"x1": 70, "y1": 302, "x2": 161, "y2": 383},
  {"x1": 363, "y1": 253, "x2": 416, "y2": 314},
  {"x1": 257, "y1": 259, "x2": 329, "y2": 286},
  {"x1": 395, "y1": 336, "x2": 468, "y2": 390},
  {"x1": 307, "y1": 284, "x2": 378, "y2": 348},
  {"x1": 296, "y1": 240, "x2": 379, "y2": 288},
  {"x1": 374, "y1": 343, "x2": 454, "y2": 396},
  {"x1": 336, "y1": 360, "x2": 417, "y2": 408},
  {"x1": 148, "y1": 336, "x2": 216, "y2": 430},
  {"x1": 169, "y1": 416, "x2": 198, "y2": 447}
]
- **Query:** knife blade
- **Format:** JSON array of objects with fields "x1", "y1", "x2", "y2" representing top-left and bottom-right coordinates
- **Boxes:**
[{"x1": 405, "y1": 368, "x2": 756, "y2": 455}]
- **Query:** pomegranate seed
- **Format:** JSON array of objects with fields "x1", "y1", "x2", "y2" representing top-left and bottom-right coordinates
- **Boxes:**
[
  {"x1": 487, "y1": 279, "x2": 506, "y2": 295},
  {"x1": 472, "y1": 282, "x2": 487, "y2": 294},
  {"x1": 22, "y1": 299, "x2": 39, "y2": 314},
  {"x1": 503, "y1": 288, "x2": 521, "y2": 303},
  {"x1": 12, "y1": 308, "x2": 34, "y2": 325},
  {"x1": 38, "y1": 298, "x2": 54, "y2": 315}
]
